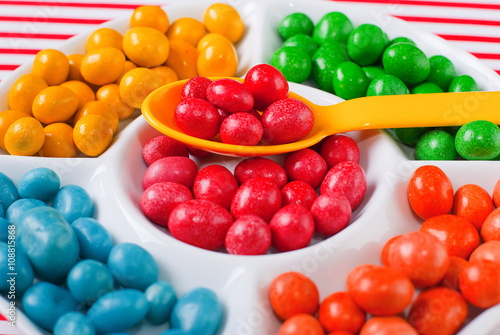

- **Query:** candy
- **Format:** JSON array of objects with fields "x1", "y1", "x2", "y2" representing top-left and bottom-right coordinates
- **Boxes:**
[
  {"x1": 7, "y1": 74, "x2": 48, "y2": 115},
  {"x1": 0, "y1": 172, "x2": 19, "y2": 212},
  {"x1": 73, "y1": 114, "x2": 114, "y2": 156},
  {"x1": 17, "y1": 167, "x2": 60, "y2": 201},
  {"x1": 459, "y1": 259, "x2": 500, "y2": 308},
  {"x1": 31, "y1": 49, "x2": 69, "y2": 86},
  {"x1": 145, "y1": 281, "x2": 178, "y2": 325},
  {"x1": 414, "y1": 129, "x2": 457, "y2": 160},
  {"x1": 192, "y1": 165, "x2": 238, "y2": 210},
  {"x1": 320, "y1": 161, "x2": 367, "y2": 210},
  {"x1": 66, "y1": 259, "x2": 114, "y2": 304},
  {"x1": 206, "y1": 78, "x2": 254, "y2": 113},
  {"x1": 86, "y1": 27, "x2": 123, "y2": 52},
  {"x1": 448, "y1": 74, "x2": 479, "y2": 92},
  {"x1": 80, "y1": 47, "x2": 126, "y2": 86},
  {"x1": 52, "y1": 184, "x2": 94, "y2": 223},
  {"x1": 278, "y1": 12, "x2": 314, "y2": 40},
  {"x1": 481, "y1": 208, "x2": 500, "y2": 242},
  {"x1": 311, "y1": 41, "x2": 349, "y2": 93},
  {"x1": 319, "y1": 134, "x2": 360, "y2": 168},
  {"x1": 333, "y1": 61, "x2": 370, "y2": 100},
  {"x1": 278, "y1": 314, "x2": 324, "y2": 335},
  {"x1": 203, "y1": 3, "x2": 244, "y2": 44},
  {"x1": 393, "y1": 127, "x2": 429, "y2": 146},
  {"x1": 243, "y1": 63, "x2": 289, "y2": 111},
  {"x1": 382, "y1": 42, "x2": 430, "y2": 85},
  {"x1": 219, "y1": 112, "x2": 263, "y2": 145},
  {"x1": 174, "y1": 98, "x2": 221, "y2": 140},
  {"x1": 129, "y1": 5, "x2": 170, "y2": 34},
  {"x1": 318, "y1": 291, "x2": 366, "y2": 334},
  {"x1": 6, "y1": 198, "x2": 47, "y2": 222},
  {"x1": 234, "y1": 157, "x2": 288, "y2": 188},
  {"x1": 280, "y1": 180, "x2": 317, "y2": 209},
  {"x1": 270, "y1": 46, "x2": 311, "y2": 83},
  {"x1": 107, "y1": 242, "x2": 159, "y2": 290},
  {"x1": 225, "y1": 215, "x2": 271, "y2": 255},
  {"x1": 86, "y1": 289, "x2": 149, "y2": 334},
  {"x1": 312, "y1": 12, "x2": 353, "y2": 45},
  {"x1": 452, "y1": 184, "x2": 493, "y2": 230},
  {"x1": 283, "y1": 148, "x2": 327, "y2": 189},
  {"x1": 142, "y1": 135, "x2": 189, "y2": 166},
  {"x1": 426, "y1": 55, "x2": 457, "y2": 91},
  {"x1": 310, "y1": 192, "x2": 351, "y2": 236},
  {"x1": 53, "y1": 312, "x2": 95, "y2": 335},
  {"x1": 347, "y1": 24, "x2": 388, "y2": 66},
  {"x1": 71, "y1": 217, "x2": 114, "y2": 262},
  {"x1": 455, "y1": 120, "x2": 500, "y2": 160},
  {"x1": 411, "y1": 82, "x2": 443, "y2": 94},
  {"x1": 269, "y1": 204, "x2": 315, "y2": 252},
  {"x1": 360, "y1": 316, "x2": 418, "y2": 335},
  {"x1": 282, "y1": 34, "x2": 319, "y2": 57},
  {"x1": 4, "y1": 117, "x2": 45, "y2": 156},
  {"x1": 196, "y1": 37, "x2": 238, "y2": 77},
  {"x1": 365, "y1": 74, "x2": 409, "y2": 96},
  {"x1": 181, "y1": 76, "x2": 212, "y2": 100},
  {"x1": 0, "y1": 242, "x2": 34, "y2": 296},
  {"x1": 142, "y1": 156, "x2": 198, "y2": 190},
  {"x1": 469, "y1": 241, "x2": 500, "y2": 263}
]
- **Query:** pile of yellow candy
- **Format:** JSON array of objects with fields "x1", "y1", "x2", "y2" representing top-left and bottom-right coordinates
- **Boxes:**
[{"x1": 0, "y1": 3, "x2": 244, "y2": 157}]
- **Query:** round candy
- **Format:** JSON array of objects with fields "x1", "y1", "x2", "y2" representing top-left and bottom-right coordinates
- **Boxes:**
[
  {"x1": 311, "y1": 41, "x2": 349, "y2": 93},
  {"x1": 80, "y1": 47, "x2": 126, "y2": 86},
  {"x1": 31, "y1": 49, "x2": 69, "y2": 86},
  {"x1": 389, "y1": 37, "x2": 415, "y2": 45},
  {"x1": 67, "y1": 259, "x2": 114, "y2": 304},
  {"x1": 284, "y1": 148, "x2": 327, "y2": 189},
  {"x1": 281, "y1": 180, "x2": 317, "y2": 209},
  {"x1": 320, "y1": 161, "x2": 367, "y2": 210},
  {"x1": 123, "y1": 27, "x2": 169, "y2": 67},
  {"x1": 119, "y1": 67, "x2": 162, "y2": 108},
  {"x1": 282, "y1": 33, "x2": 319, "y2": 57},
  {"x1": 71, "y1": 217, "x2": 114, "y2": 263},
  {"x1": 347, "y1": 24, "x2": 388, "y2": 66},
  {"x1": 6, "y1": 198, "x2": 48, "y2": 223},
  {"x1": 452, "y1": 184, "x2": 494, "y2": 230},
  {"x1": 203, "y1": 3, "x2": 244, "y2": 43},
  {"x1": 382, "y1": 43, "x2": 430, "y2": 85},
  {"x1": 145, "y1": 281, "x2": 178, "y2": 325},
  {"x1": 193, "y1": 165, "x2": 238, "y2": 210},
  {"x1": 142, "y1": 135, "x2": 189, "y2": 166},
  {"x1": 206, "y1": 78, "x2": 254, "y2": 113},
  {"x1": 32, "y1": 86, "x2": 78, "y2": 124},
  {"x1": 269, "y1": 204, "x2": 315, "y2": 252},
  {"x1": 168, "y1": 199, "x2": 233, "y2": 251},
  {"x1": 52, "y1": 184, "x2": 94, "y2": 223},
  {"x1": 86, "y1": 27, "x2": 123, "y2": 52},
  {"x1": 73, "y1": 114, "x2": 114, "y2": 157},
  {"x1": 362, "y1": 65, "x2": 385, "y2": 81},
  {"x1": 8, "y1": 74, "x2": 48, "y2": 115},
  {"x1": 333, "y1": 61, "x2": 370, "y2": 100},
  {"x1": 411, "y1": 82, "x2": 443, "y2": 94},
  {"x1": 318, "y1": 291, "x2": 365, "y2": 333},
  {"x1": 220, "y1": 112, "x2": 263, "y2": 145},
  {"x1": 142, "y1": 156, "x2": 198, "y2": 190},
  {"x1": 17, "y1": 167, "x2": 60, "y2": 201},
  {"x1": 426, "y1": 55, "x2": 456, "y2": 91},
  {"x1": 0, "y1": 241, "x2": 34, "y2": 296},
  {"x1": 225, "y1": 215, "x2": 271, "y2": 255},
  {"x1": 197, "y1": 37, "x2": 238, "y2": 78},
  {"x1": 320, "y1": 134, "x2": 360, "y2": 168},
  {"x1": 243, "y1": 63, "x2": 289, "y2": 111},
  {"x1": 107, "y1": 242, "x2": 158, "y2": 290},
  {"x1": 129, "y1": 5, "x2": 169, "y2": 33},
  {"x1": 231, "y1": 177, "x2": 282, "y2": 222},
  {"x1": 393, "y1": 127, "x2": 429, "y2": 146},
  {"x1": 234, "y1": 157, "x2": 288, "y2": 188},
  {"x1": 4, "y1": 116, "x2": 45, "y2": 156},
  {"x1": 17, "y1": 206, "x2": 79, "y2": 282},
  {"x1": 0, "y1": 172, "x2": 19, "y2": 213},
  {"x1": 53, "y1": 312, "x2": 95, "y2": 335},
  {"x1": 170, "y1": 287, "x2": 223, "y2": 335},
  {"x1": 270, "y1": 46, "x2": 311, "y2": 83},
  {"x1": 455, "y1": 120, "x2": 500, "y2": 160},
  {"x1": 448, "y1": 74, "x2": 479, "y2": 92},
  {"x1": 312, "y1": 12, "x2": 353, "y2": 44},
  {"x1": 366, "y1": 74, "x2": 409, "y2": 96},
  {"x1": 174, "y1": 98, "x2": 221, "y2": 140},
  {"x1": 278, "y1": 12, "x2": 314, "y2": 40},
  {"x1": 415, "y1": 129, "x2": 457, "y2": 160},
  {"x1": 86, "y1": 289, "x2": 149, "y2": 334},
  {"x1": 181, "y1": 76, "x2": 212, "y2": 100},
  {"x1": 310, "y1": 192, "x2": 351, "y2": 236},
  {"x1": 22, "y1": 282, "x2": 78, "y2": 331}
]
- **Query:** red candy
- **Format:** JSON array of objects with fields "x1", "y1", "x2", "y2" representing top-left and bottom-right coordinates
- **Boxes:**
[
  {"x1": 318, "y1": 291, "x2": 366, "y2": 334},
  {"x1": 243, "y1": 63, "x2": 289, "y2": 111},
  {"x1": 320, "y1": 161, "x2": 367, "y2": 210},
  {"x1": 141, "y1": 135, "x2": 189, "y2": 166},
  {"x1": 168, "y1": 199, "x2": 233, "y2": 251},
  {"x1": 206, "y1": 78, "x2": 254, "y2": 113},
  {"x1": 269, "y1": 204, "x2": 315, "y2": 252},
  {"x1": 234, "y1": 157, "x2": 288, "y2": 188},
  {"x1": 261, "y1": 98, "x2": 314, "y2": 145},
  {"x1": 230, "y1": 177, "x2": 282, "y2": 222},
  {"x1": 174, "y1": 98, "x2": 221, "y2": 139},
  {"x1": 142, "y1": 156, "x2": 198, "y2": 190},
  {"x1": 224, "y1": 215, "x2": 271, "y2": 255},
  {"x1": 140, "y1": 182, "x2": 193, "y2": 226},
  {"x1": 310, "y1": 192, "x2": 351, "y2": 236},
  {"x1": 320, "y1": 134, "x2": 360, "y2": 169},
  {"x1": 180, "y1": 76, "x2": 212, "y2": 100},
  {"x1": 283, "y1": 148, "x2": 327, "y2": 189},
  {"x1": 219, "y1": 112, "x2": 263, "y2": 145},
  {"x1": 192, "y1": 164, "x2": 238, "y2": 210},
  {"x1": 280, "y1": 180, "x2": 317, "y2": 209},
  {"x1": 481, "y1": 207, "x2": 500, "y2": 242},
  {"x1": 452, "y1": 183, "x2": 493, "y2": 230},
  {"x1": 459, "y1": 258, "x2": 500, "y2": 308}
]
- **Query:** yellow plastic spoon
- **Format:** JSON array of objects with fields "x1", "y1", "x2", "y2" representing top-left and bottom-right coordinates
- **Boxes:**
[{"x1": 141, "y1": 77, "x2": 500, "y2": 157}]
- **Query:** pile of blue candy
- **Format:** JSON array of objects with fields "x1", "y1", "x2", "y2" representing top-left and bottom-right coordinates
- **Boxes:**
[{"x1": 0, "y1": 167, "x2": 223, "y2": 335}]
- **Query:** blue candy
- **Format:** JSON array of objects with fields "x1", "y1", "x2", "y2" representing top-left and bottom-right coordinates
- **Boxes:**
[
  {"x1": 6, "y1": 198, "x2": 48, "y2": 223},
  {"x1": 0, "y1": 217, "x2": 9, "y2": 242},
  {"x1": 171, "y1": 287, "x2": 223, "y2": 335},
  {"x1": 107, "y1": 243, "x2": 158, "y2": 291},
  {"x1": 67, "y1": 259, "x2": 114, "y2": 305},
  {"x1": 86, "y1": 289, "x2": 149, "y2": 334},
  {"x1": 0, "y1": 203, "x2": 4, "y2": 218},
  {"x1": 0, "y1": 241, "x2": 34, "y2": 296},
  {"x1": 71, "y1": 217, "x2": 113, "y2": 263},
  {"x1": 0, "y1": 172, "x2": 19, "y2": 213},
  {"x1": 17, "y1": 167, "x2": 60, "y2": 202},
  {"x1": 16, "y1": 206, "x2": 79, "y2": 283},
  {"x1": 53, "y1": 312, "x2": 95, "y2": 335},
  {"x1": 145, "y1": 281, "x2": 177, "y2": 325},
  {"x1": 22, "y1": 281, "x2": 79, "y2": 331},
  {"x1": 52, "y1": 184, "x2": 94, "y2": 223}
]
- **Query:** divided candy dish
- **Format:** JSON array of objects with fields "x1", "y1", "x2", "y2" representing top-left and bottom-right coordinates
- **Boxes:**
[{"x1": 1, "y1": 0, "x2": 499, "y2": 334}]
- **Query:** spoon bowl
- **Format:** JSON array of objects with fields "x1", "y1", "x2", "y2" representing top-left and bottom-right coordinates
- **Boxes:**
[{"x1": 141, "y1": 78, "x2": 500, "y2": 157}]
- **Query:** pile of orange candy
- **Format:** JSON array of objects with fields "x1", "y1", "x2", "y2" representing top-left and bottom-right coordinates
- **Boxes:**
[{"x1": 0, "y1": 3, "x2": 244, "y2": 157}]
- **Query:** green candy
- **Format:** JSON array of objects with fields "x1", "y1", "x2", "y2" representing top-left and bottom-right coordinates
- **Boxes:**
[
  {"x1": 270, "y1": 46, "x2": 311, "y2": 83},
  {"x1": 448, "y1": 74, "x2": 480, "y2": 92},
  {"x1": 366, "y1": 74, "x2": 409, "y2": 96},
  {"x1": 312, "y1": 12, "x2": 353, "y2": 45},
  {"x1": 427, "y1": 55, "x2": 457, "y2": 91},
  {"x1": 282, "y1": 33, "x2": 319, "y2": 57},
  {"x1": 415, "y1": 130, "x2": 457, "y2": 160},
  {"x1": 362, "y1": 66, "x2": 385, "y2": 81},
  {"x1": 382, "y1": 43, "x2": 430, "y2": 85},
  {"x1": 388, "y1": 37, "x2": 416, "y2": 46},
  {"x1": 411, "y1": 82, "x2": 443, "y2": 94},
  {"x1": 332, "y1": 61, "x2": 369, "y2": 100},
  {"x1": 347, "y1": 24, "x2": 389, "y2": 66},
  {"x1": 455, "y1": 120, "x2": 500, "y2": 160},
  {"x1": 278, "y1": 12, "x2": 314, "y2": 40},
  {"x1": 394, "y1": 127, "x2": 429, "y2": 146},
  {"x1": 311, "y1": 41, "x2": 350, "y2": 93}
]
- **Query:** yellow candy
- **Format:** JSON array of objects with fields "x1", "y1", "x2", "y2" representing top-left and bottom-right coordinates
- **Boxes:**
[
  {"x1": 32, "y1": 86, "x2": 79, "y2": 124},
  {"x1": 165, "y1": 39, "x2": 199, "y2": 80},
  {"x1": 60, "y1": 80, "x2": 96, "y2": 111},
  {"x1": 86, "y1": 27, "x2": 123, "y2": 52},
  {"x1": 4, "y1": 117, "x2": 45, "y2": 156},
  {"x1": 197, "y1": 32, "x2": 231, "y2": 51},
  {"x1": 8, "y1": 74, "x2": 48, "y2": 115},
  {"x1": 116, "y1": 60, "x2": 137, "y2": 84},
  {"x1": 151, "y1": 66, "x2": 179, "y2": 86},
  {"x1": 73, "y1": 114, "x2": 113, "y2": 157},
  {"x1": 96, "y1": 83, "x2": 136, "y2": 120},
  {"x1": 0, "y1": 110, "x2": 30, "y2": 150},
  {"x1": 80, "y1": 47, "x2": 125, "y2": 86},
  {"x1": 73, "y1": 100, "x2": 119, "y2": 134},
  {"x1": 130, "y1": 5, "x2": 169, "y2": 34},
  {"x1": 203, "y1": 3, "x2": 244, "y2": 44},
  {"x1": 31, "y1": 49, "x2": 70, "y2": 86},
  {"x1": 119, "y1": 67, "x2": 162, "y2": 109},
  {"x1": 166, "y1": 17, "x2": 206, "y2": 47},
  {"x1": 197, "y1": 38, "x2": 238, "y2": 77},
  {"x1": 67, "y1": 54, "x2": 85, "y2": 81},
  {"x1": 122, "y1": 27, "x2": 169, "y2": 68},
  {"x1": 39, "y1": 122, "x2": 78, "y2": 158}
]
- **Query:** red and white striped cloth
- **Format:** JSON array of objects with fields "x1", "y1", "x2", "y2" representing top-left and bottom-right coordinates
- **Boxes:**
[{"x1": 0, "y1": 0, "x2": 499, "y2": 83}]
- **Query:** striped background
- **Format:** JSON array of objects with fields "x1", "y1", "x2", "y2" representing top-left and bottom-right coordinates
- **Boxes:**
[{"x1": 0, "y1": 0, "x2": 499, "y2": 83}]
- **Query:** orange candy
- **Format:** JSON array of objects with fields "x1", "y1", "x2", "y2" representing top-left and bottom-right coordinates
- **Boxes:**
[
  {"x1": 481, "y1": 207, "x2": 500, "y2": 241},
  {"x1": 269, "y1": 271, "x2": 319, "y2": 320},
  {"x1": 278, "y1": 314, "x2": 324, "y2": 335},
  {"x1": 359, "y1": 316, "x2": 417, "y2": 335},
  {"x1": 8, "y1": 73, "x2": 48, "y2": 115},
  {"x1": 32, "y1": 86, "x2": 79, "y2": 124},
  {"x1": 73, "y1": 114, "x2": 113, "y2": 157},
  {"x1": 74, "y1": 100, "x2": 119, "y2": 134},
  {"x1": 60, "y1": 80, "x2": 96, "y2": 111},
  {"x1": 318, "y1": 291, "x2": 365, "y2": 334},
  {"x1": 80, "y1": 47, "x2": 126, "y2": 86},
  {"x1": 452, "y1": 183, "x2": 493, "y2": 230},
  {"x1": 4, "y1": 117, "x2": 45, "y2": 156},
  {"x1": 469, "y1": 240, "x2": 500, "y2": 263},
  {"x1": 31, "y1": 49, "x2": 70, "y2": 86},
  {"x1": 440, "y1": 256, "x2": 468, "y2": 291},
  {"x1": 39, "y1": 122, "x2": 78, "y2": 158},
  {"x1": 493, "y1": 178, "x2": 500, "y2": 207},
  {"x1": 0, "y1": 110, "x2": 30, "y2": 150},
  {"x1": 129, "y1": 5, "x2": 169, "y2": 34},
  {"x1": 96, "y1": 84, "x2": 135, "y2": 120},
  {"x1": 165, "y1": 39, "x2": 199, "y2": 80},
  {"x1": 459, "y1": 258, "x2": 500, "y2": 308}
]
